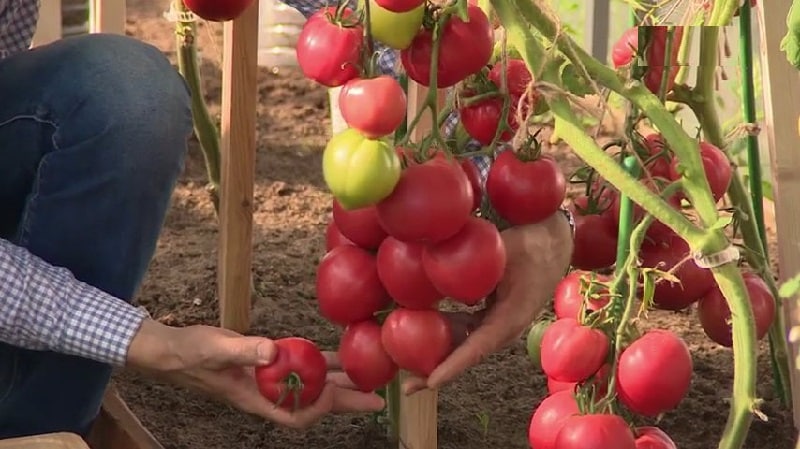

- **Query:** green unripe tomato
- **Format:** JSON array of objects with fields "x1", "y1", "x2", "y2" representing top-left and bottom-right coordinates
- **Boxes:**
[
  {"x1": 360, "y1": 0, "x2": 424, "y2": 50},
  {"x1": 322, "y1": 128, "x2": 401, "y2": 210},
  {"x1": 526, "y1": 319, "x2": 552, "y2": 370}
]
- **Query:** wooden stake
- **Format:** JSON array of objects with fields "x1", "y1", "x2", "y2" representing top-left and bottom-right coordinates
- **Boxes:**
[
  {"x1": 756, "y1": 0, "x2": 800, "y2": 427},
  {"x1": 86, "y1": 386, "x2": 165, "y2": 449},
  {"x1": 218, "y1": 1, "x2": 260, "y2": 332},
  {"x1": 89, "y1": 0, "x2": 126, "y2": 34},
  {"x1": 0, "y1": 433, "x2": 89, "y2": 449}
]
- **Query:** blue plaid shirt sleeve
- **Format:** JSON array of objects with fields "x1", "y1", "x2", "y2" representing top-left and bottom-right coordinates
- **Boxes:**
[{"x1": 0, "y1": 239, "x2": 148, "y2": 366}]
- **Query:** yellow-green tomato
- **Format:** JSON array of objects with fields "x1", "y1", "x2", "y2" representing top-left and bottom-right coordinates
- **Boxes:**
[
  {"x1": 526, "y1": 319, "x2": 552, "y2": 370},
  {"x1": 360, "y1": 0, "x2": 424, "y2": 50},
  {"x1": 322, "y1": 129, "x2": 401, "y2": 210}
]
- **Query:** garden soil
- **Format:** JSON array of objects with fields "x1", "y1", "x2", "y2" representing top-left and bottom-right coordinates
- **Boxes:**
[{"x1": 113, "y1": 1, "x2": 796, "y2": 447}]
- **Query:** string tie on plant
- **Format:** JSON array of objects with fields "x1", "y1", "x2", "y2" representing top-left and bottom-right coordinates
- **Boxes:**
[
  {"x1": 692, "y1": 245, "x2": 741, "y2": 269},
  {"x1": 163, "y1": 3, "x2": 197, "y2": 23}
]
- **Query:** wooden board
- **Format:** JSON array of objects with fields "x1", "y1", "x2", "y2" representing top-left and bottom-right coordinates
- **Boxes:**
[
  {"x1": 756, "y1": 0, "x2": 800, "y2": 427},
  {"x1": 89, "y1": 0, "x2": 125, "y2": 34},
  {"x1": 218, "y1": 1, "x2": 260, "y2": 332},
  {"x1": 85, "y1": 386, "x2": 165, "y2": 449},
  {"x1": 0, "y1": 433, "x2": 88, "y2": 449}
]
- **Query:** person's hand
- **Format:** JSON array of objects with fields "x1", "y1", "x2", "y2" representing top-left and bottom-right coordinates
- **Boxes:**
[
  {"x1": 126, "y1": 322, "x2": 385, "y2": 429},
  {"x1": 402, "y1": 211, "x2": 574, "y2": 394}
]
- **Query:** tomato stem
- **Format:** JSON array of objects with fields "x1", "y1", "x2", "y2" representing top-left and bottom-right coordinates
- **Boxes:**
[
  {"x1": 359, "y1": 0, "x2": 377, "y2": 77},
  {"x1": 656, "y1": 26, "x2": 676, "y2": 104}
]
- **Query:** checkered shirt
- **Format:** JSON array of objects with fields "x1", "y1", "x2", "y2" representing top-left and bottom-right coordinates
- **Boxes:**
[{"x1": 0, "y1": 0, "x2": 39, "y2": 59}]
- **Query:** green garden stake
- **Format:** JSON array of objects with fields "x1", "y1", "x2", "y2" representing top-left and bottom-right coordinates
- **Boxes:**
[{"x1": 614, "y1": 156, "x2": 640, "y2": 278}]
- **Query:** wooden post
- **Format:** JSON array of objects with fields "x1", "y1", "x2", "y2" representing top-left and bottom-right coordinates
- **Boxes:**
[
  {"x1": 31, "y1": 0, "x2": 62, "y2": 46},
  {"x1": 397, "y1": 81, "x2": 441, "y2": 449},
  {"x1": 585, "y1": 0, "x2": 610, "y2": 63},
  {"x1": 218, "y1": 2, "x2": 260, "y2": 332},
  {"x1": 756, "y1": 0, "x2": 800, "y2": 428},
  {"x1": 89, "y1": 0, "x2": 126, "y2": 34}
]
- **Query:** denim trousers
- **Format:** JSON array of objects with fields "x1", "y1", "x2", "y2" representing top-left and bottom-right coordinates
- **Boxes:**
[{"x1": 0, "y1": 34, "x2": 193, "y2": 438}]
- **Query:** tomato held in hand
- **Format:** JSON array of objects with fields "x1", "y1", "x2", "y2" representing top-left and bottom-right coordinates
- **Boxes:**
[
  {"x1": 184, "y1": 0, "x2": 254, "y2": 21},
  {"x1": 554, "y1": 413, "x2": 637, "y2": 449},
  {"x1": 255, "y1": 337, "x2": 327, "y2": 410},
  {"x1": 697, "y1": 271, "x2": 776, "y2": 347},
  {"x1": 339, "y1": 320, "x2": 398, "y2": 392},
  {"x1": 374, "y1": 0, "x2": 424, "y2": 13},
  {"x1": 460, "y1": 96, "x2": 518, "y2": 145},
  {"x1": 635, "y1": 427, "x2": 678, "y2": 449},
  {"x1": 381, "y1": 308, "x2": 452, "y2": 377},
  {"x1": 401, "y1": 5, "x2": 494, "y2": 88},
  {"x1": 528, "y1": 390, "x2": 580, "y2": 449},
  {"x1": 339, "y1": 76, "x2": 407, "y2": 138},
  {"x1": 616, "y1": 329, "x2": 692, "y2": 417},
  {"x1": 422, "y1": 216, "x2": 507, "y2": 305},
  {"x1": 325, "y1": 219, "x2": 354, "y2": 252},
  {"x1": 316, "y1": 245, "x2": 391, "y2": 326},
  {"x1": 323, "y1": 128, "x2": 401, "y2": 210},
  {"x1": 296, "y1": 7, "x2": 363, "y2": 88},
  {"x1": 377, "y1": 156, "x2": 474, "y2": 243},
  {"x1": 526, "y1": 319, "x2": 552, "y2": 369},
  {"x1": 486, "y1": 151, "x2": 566, "y2": 226},
  {"x1": 360, "y1": 0, "x2": 424, "y2": 50},
  {"x1": 669, "y1": 141, "x2": 732, "y2": 203},
  {"x1": 638, "y1": 234, "x2": 715, "y2": 311},
  {"x1": 332, "y1": 199, "x2": 387, "y2": 250},
  {"x1": 461, "y1": 159, "x2": 483, "y2": 211},
  {"x1": 376, "y1": 237, "x2": 443, "y2": 309},
  {"x1": 553, "y1": 271, "x2": 612, "y2": 320},
  {"x1": 540, "y1": 318, "x2": 609, "y2": 382}
]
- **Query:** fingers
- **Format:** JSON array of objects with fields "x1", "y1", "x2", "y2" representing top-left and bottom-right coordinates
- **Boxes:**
[
  {"x1": 322, "y1": 351, "x2": 341, "y2": 370},
  {"x1": 401, "y1": 375, "x2": 428, "y2": 395},
  {"x1": 209, "y1": 335, "x2": 278, "y2": 368},
  {"x1": 326, "y1": 371, "x2": 357, "y2": 390},
  {"x1": 426, "y1": 322, "x2": 503, "y2": 390},
  {"x1": 330, "y1": 385, "x2": 385, "y2": 413}
]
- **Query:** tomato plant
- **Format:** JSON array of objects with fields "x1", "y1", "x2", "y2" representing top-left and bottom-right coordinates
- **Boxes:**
[
  {"x1": 316, "y1": 245, "x2": 391, "y2": 326},
  {"x1": 526, "y1": 319, "x2": 551, "y2": 369},
  {"x1": 669, "y1": 141, "x2": 733, "y2": 203},
  {"x1": 488, "y1": 59, "x2": 533, "y2": 99},
  {"x1": 570, "y1": 197, "x2": 618, "y2": 271},
  {"x1": 183, "y1": 0, "x2": 254, "y2": 21},
  {"x1": 611, "y1": 26, "x2": 685, "y2": 95},
  {"x1": 376, "y1": 237, "x2": 443, "y2": 309},
  {"x1": 361, "y1": 0, "x2": 424, "y2": 50},
  {"x1": 338, "y1": 320, "x2": 398, "y2": 392},
  {"x1": 332, "y1": 199, "x2": 387, "y2": 250},
  {"x1": 296, "y1": 7, "x2": 363, "y2": 88},
  {"x1": 634, "y1": 427, "x2": 678, "y2": 449},
  {"x1": 422, "y1": 216, "x2": 507, "y2": 305},
  {"x1": 325, "y1": 219, "x2": 354, "y2": 252},
  {"x1": 527, "y1": 390, "x2": 580, "y2": 449},
  {"x1": 553, "y1": 271, "x2": 612, "y2": 320},
  {"x1": 547, "y1": 363, "x2": 610, "y2": 396},
  {"x1": 339, "y1": 76, "x2": 407, "y2": 138},
  {"x1": 611, "y1": 27, "x2": 638, "y2": 68},
  {"x1": 254, "y1": 337, "x2": 327, "y2": 410},
  {"x1": 540, "y1": 318, "x2": 609, "y2": 382},
  {"x1": 554, "y1": 413, "x2": 637, "y2": 449},
  {"x1": 381, "y1": 308, "x2": 452, "y2": 377},
  {"x1": 460, "y1": 95, "x2": 517, "y2": 145},
  {"x1": 460, "y1": 159, "x2": 483, "y2": 211}
]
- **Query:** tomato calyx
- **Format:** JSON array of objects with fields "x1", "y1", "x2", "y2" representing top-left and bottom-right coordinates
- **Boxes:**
[
  {"x1": 326, "y1": 2, "x2": 361, "y2": 27},
  {"x1": 275, "y1": 371, "x2": 308, "y2": 411},
  {"x1": 513, "y1": 128, "x2": 544, "y2": 162}
]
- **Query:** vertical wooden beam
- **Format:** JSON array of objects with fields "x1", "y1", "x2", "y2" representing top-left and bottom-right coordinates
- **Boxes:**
[
  {"x1": 756, "y1": 0, "x2": 800, "y2": 427},
  {"x1": 585, "y1": 0, "x2": 610, "y2": 63},
  {"x1": 89, "y1": 0, "x2": 126, "y2": 34},
  {"x1": 397, "y1": 81, "x2": 441, "y2": 449},
  {"x1": 31, "y1": 0, "x2": 62, "y2": 46},
  {"x1": 218, "y1": 2, "x2": 260, "y2": 332}
]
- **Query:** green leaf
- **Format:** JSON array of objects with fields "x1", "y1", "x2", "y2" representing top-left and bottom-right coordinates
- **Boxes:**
[
  {"x1": 778, "y1": 274, "x2": 800, "y2": 298},
  {"x1": 561, "y1": 63, "x2": 592, "y2": 97},
  {"x1": 711, "y1": 215, "x2": 733, "y2": 230}
]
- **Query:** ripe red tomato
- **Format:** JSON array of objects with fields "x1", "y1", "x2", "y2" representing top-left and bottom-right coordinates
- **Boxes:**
[
  {"x1": 460, "y1": 159, "x2": 483, "y2": 211},
  {"x1": 611, "y1": 27, "x2": 638, "y2": 68},
  {"x1": 608, "y1": 179, "x2": 681, "y2": 244},
  {"x1": 183, "y1": 0, "x2": 254, "y2": 21},
  {"x1": 638, "y1": 233, "x2": 715, "y2": 311},
  {"x1": 422, "y1": 216, "x2": 507, "y2": 305},
  {"x1": 669, "y1": 141, "x2": 732, "y2": 203},
  {"x1": 635, "y1": 427, "x2": 678, "y2": 449},
  {"x1": 488, "y1": 59, "x2": 533, "y2": 99},
  {"x1": 616, "y1": 329, "x2": 692, "y2": 417},
  {"x1": 697, "y1": 271, "x2": 776, "y2": 347},
  {"x1": 400, "y1": 6, "x2": 494, "y2": 88},
  {"x1": 374, "y1": 0, "x2": 424, "y2": 13},
  {"x1": 325, "y1": 219, "x2": 354, "y2": 251},
  {"x1": 467, "y1": 0, "x2": 500, "y2": 28},
  {"x1": 554, "y1": 413, "x2": 637, "y2": 449},
  {"x1": 547, "y1": 363, "x2": 610, "y2": 396},
  {"x1": 486, "y1": 151, "x2": 566, "y2": 226},
  {"x1": 254, "y1": 337, "x2": 327, "y2": 410},
  {"x1": 376, "y1": 237, "x2": 443, "y2": 309},
  {"x1": 338, "y1": 320, "x2": 399, "y2": 392},
  {"x1": 332, "y1": 199, "x2": 387, "y2": 250},
  {"x1": 460, "y1": 96, "x2": 518, "y2": 145},
  {"x1": 381, "y1": 308, "x2": 452, "y2": 377},
  {"x1": 553, "y1": 271, "x2": 612, "y2": 320},
  {"x1": 641, "y1": 133, "x2": 674, "y2": 180},
  {"x1": 316, "y1": 245, "x2": 391, "y2": 326},
  {"x1": 610, "y1": 26, "x2": 685, "y2": 95},
  {"x1": 338, "y1": 76, "x2": 407, "y2": 138},
  {"x1": 570, "y1": 207, "x2": 618, "y2": 270},
  {"x1": 296, "y1": 8, "x2": 363, "y2": 88},
  {"x1": 528, "y1": 390, "x2": 580, "y2": 449},
  {"x1": 540, "y1": 318, "x2": 609, "y2": 382},
  {"x1": 377, "y1": 157, "x2": 474, "y2": 243}
]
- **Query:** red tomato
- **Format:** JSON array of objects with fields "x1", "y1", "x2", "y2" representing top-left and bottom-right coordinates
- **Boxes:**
[
  {"x1": 611, "y1": 27, "x2": 638, "y2": 68},
  {"x1": 570, "y1": 209, "x2": 618, "y2": 271},
  {"x1": 316, "y1": 245, "x2": 391, "y2": 325},
  {"x1": 642, "y1": 26, "x2": 684, "y2": 95},
  {"x1": 635, "y1": 427, "x2": 678, "y2": 449},
  {"x1": 616, "y1": 329, "x2": 692, "y2": 417},
  {"x1": 338, "y1": 320, "x2": 398, "y2": 392},
  {"x1": 488, "y1": 59, "x2": 533, "y2": 99},
  {"x1": 254, "y1": 337, "x2": 327, "y2": 410},
  {"x1": 377, "y1": 157, "x2": 474, "y2": 243},
  {"x1": 467, "y1": 0, "x2": 501, "y2": 28},
  {"x1": 608, "y1": 180, "x2": 680, "y2": 244},
  {"x1": 460, "y1": 96, "x2": 518, "y2": 145},
  {"x1": 376, "y1": 237, "x2": 443, "y2": 309},
  {"x1": 553, "y1": 271, "x2": 612, "y2": 320},
  {"x1": 325, "y1": 219, "x2": 354, "y2": 251},
  {"x1": 184, "y1": 0, "x2": 254, "y2": 21},
  {"x1": 547, "y1": 363, "x2": 610, "y2": 396},
  {"x1": 422, "y1": 216, "x2": 506, "y2": 305},
  {"x1": 528, "y1": 390, "x2": 580, "y2": 449},
  {"x1": 669, "y1": 141, "x2": 732, "y2": 203},
  {"x1": 332, "y1": 199, "x2": 387, "y2": 250},
  {"x1": 638, "y1": 233, "x2": 715, "y2": 311},
  {"x1": 381, "y1": 308, "x2": 452, "y2": 377},
  {"x1": 400, "y1": 6, "x2": 494, "y2": 88},
  {"x1": 486, "y1": 151, "x2": 566, "y2": 226},
  {"x1": 296, "y1": 8, "x2": 363, "y2": 87},
  {"x1": 460, "y1": 159, "x2": 483, "y2": 211},
  {"x1": 554, "y1": 413, "x2": 637, "y2": 449},
  {"x1": 540, "y1": 318, "x2": 609, "y2": 382},
  {"x1": 338, "y1": 76, "x2": 407, "y2": 138},
  {"x1": 374, "y1": 0, "x2": 424, "y2": 13},
  {"x1": 641, "y1": 133, "x2": 674, "y2": 180},
  {"x1": 697, "y1": 271, "x2": 776, "y2": 347}
]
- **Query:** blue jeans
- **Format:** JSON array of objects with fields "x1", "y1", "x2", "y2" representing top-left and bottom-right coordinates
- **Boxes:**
[{"x1": 0, "y1": 34, "x2": 192, "y2": 438}]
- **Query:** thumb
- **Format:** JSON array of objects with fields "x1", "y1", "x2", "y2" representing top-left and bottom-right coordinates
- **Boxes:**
[{"x1": 211, "y1": 335, "x2": 278, "y2": 367}]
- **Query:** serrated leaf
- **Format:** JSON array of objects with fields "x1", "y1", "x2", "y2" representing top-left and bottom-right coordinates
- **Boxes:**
[{"x1": 560, "y1": 63, "x2": 592, "y2": 97}]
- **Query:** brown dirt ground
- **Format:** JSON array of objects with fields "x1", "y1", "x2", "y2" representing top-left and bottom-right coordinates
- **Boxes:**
[{"x1": 112, "y1": 1, "x2": 797, "y2": 448}]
